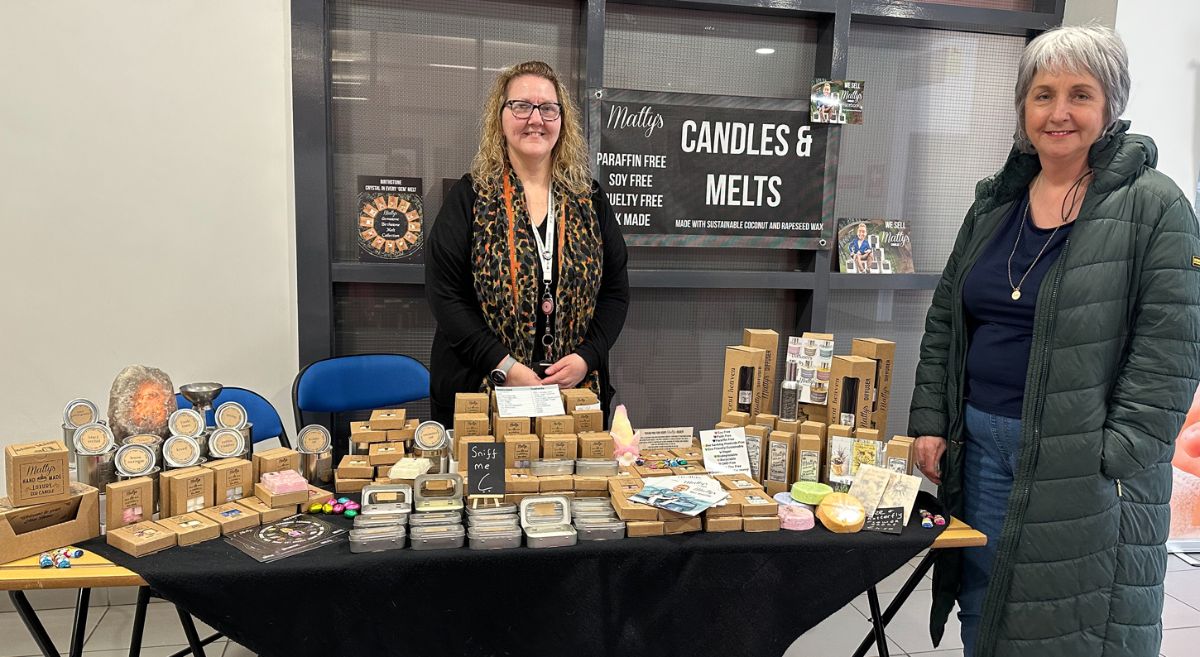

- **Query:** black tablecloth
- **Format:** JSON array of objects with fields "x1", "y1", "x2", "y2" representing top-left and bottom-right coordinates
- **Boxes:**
[{"x1": 83, "y1": 492, "x2": 945, "y2": 657}]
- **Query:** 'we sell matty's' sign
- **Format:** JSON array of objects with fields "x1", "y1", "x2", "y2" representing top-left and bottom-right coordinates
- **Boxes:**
[{"x1": 596, "y1": 95, "x2": 825, "y2": 248}]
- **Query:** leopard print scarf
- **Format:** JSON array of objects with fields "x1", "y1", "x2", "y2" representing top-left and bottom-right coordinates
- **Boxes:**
[{"x1": 471, "y1": 170, "x2": 604, "y2": 394}]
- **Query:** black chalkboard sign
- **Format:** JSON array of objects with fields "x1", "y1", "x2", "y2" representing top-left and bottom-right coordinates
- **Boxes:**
[
  {"x1": 467, "y1": 442, "x2": 505, "y2": 496},
  {"x1": 863, "y1": 506, "x2": 905, "y2": 534}
]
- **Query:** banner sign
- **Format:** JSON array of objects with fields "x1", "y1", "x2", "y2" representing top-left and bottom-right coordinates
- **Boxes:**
[{"x1": 596, "y1": 95, "x2": 825, "y2": 248}]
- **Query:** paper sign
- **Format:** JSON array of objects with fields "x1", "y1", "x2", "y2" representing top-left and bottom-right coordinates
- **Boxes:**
[
  {"x1": 638, "y1": 427, "x2": 694, "y2": 451},
  {"x1": 467, "y1": 442, "x2": 505, "y2": 496},
  {"x1": 494, "y1": 385, "x2": 566, "y2": 418},
  {"x1": 699, "y1": 428, "x2": 752, "y2": 476},
  {"x1": 863, "y1": 506, "x2": 904, "y2": 534}
]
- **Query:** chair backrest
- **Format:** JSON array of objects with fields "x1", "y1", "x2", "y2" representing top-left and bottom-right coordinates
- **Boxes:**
[
  {"x1": 174, "y1": 386, "x2": 289, "y2": 448},
  {"x1": 292, "y1": 354, "x2": 430, "y2": 431}
]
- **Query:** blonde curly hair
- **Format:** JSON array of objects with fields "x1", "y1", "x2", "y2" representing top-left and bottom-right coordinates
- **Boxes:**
[{"x1": 470, "y1": 61, "x2": 592, "y2": 197}]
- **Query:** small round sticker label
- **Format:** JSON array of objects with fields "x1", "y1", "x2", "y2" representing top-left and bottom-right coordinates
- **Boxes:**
[
  {"x1": 169, "y1": 409, "x2": 204, "y2": 437},
  {"x1": 165, "y1": 436, "x2": 199, "y2": 467},
  {"x1": 208, "y1": 429, "x2": 245, "y2": 458},
  {"x1": 74, "y1": 423, "x2": 114, "y2": 455},
  {"x1": 216, "y1": 402, "x2": 247, "y2": 430},
  {"x1": 298, "y1": 425, "x2": 331, "y2": 453},
  {"x1": 116, "y1": 444, "x2": 155, "y2": 476}
]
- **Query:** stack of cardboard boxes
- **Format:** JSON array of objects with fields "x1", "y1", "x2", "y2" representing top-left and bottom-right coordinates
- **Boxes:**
[{"x1": 1, "y1": 440, "x2": 99, "y2": 561}]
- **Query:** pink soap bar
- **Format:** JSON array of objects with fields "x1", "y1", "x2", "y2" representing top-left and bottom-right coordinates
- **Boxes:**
[
  {"x1": 260, "y1": 470, "x2": 309, "y2": 494},
  {"x1": 779, "y1": 504, "x2": 815, "y2": 531}
]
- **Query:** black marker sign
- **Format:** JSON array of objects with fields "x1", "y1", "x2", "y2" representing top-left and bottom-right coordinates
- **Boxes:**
[
  {"x1": 862, "y1": 506, "x2": 905, "y2": 535},
  {"x1": 467, "y1": 443, "x2": 505, "y2": 496},
  {"x1": 597, "y1": 97, "x2": 825, "y2": 248}
]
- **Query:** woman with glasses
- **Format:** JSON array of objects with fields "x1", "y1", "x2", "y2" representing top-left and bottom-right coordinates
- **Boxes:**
[{"x1": 425, "y1": 61, "x2": 629, "y2": 426}]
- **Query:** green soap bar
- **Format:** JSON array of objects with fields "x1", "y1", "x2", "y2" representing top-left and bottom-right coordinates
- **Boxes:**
[{"x1": 791, "y1": 481, "x2": 833, "y2": 505}]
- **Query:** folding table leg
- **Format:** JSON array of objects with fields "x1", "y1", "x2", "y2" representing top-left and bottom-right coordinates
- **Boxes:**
[
  {"x1": 8, "y1": 590, "x2": 59, "y2": 657},
  {"x1": 175, "y1": 604, "x2": 208, "y2": 657},
  {"x1": 128, "y1": 586, "x2": 152, "y2": 657},
  {"x1": 851, "y1": 552, "x2": 937, "y2": 657},
  {"x1": 866, "y1": 587, "x2": 890, "y2": 657},
  {"x1": 67, "y1": 588, "x2": 91, "y2": 657}
]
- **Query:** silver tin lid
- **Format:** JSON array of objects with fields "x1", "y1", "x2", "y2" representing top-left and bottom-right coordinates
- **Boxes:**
[
  {"x1": 215, "y1": 402, "x2": 248, "y2": 430},
  {"x1": 409, "y1": 524, "x2": 465, "y2": 539},
  {"x1": 163, "y1": 434, "x2": 202, "y2": 468},
  {"x1": 520, "y1": 495, "x2": 571, "y2": 529},
  {"x1": 168, "y1": 408, "x2": 206, "y2": 438},
  {"x1": 362, "y1": 483, "x2": 412, "y2": 507},
  {"x1": 465, "y1": 502, "x2": 518, "y2": 517},
  {"x1": 296, "y1": 424, "x2": 332, "y2": 454},
  {"x1": 123, "y1": 433, "x2": 164, "y2": 447},
  {"x1": 73, "y1": 422, "x2": 115, "y2": 456},
  {"x1": 114, "y1": 443, "x2": 157, "y2": 477},
  {"x1": 412, "y1": 421, "x2": 449, "y2": 451},
  {"x1": 414, "y1": 473, "x2": 463, "y2": 504},
  {"x1": 410, "y1": 511, "x2": 464, "y2": 527},
  {"x1": 63, "y1": 398, "x2": 99, "y2": 429},
  {"x1": 207, "y1": 428, "x2": 246, "y2": 459}
]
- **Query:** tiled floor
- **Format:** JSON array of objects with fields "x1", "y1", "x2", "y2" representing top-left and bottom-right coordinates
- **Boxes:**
[{"x1": 2, "y1": 556, "x2": 1197, "y2": 657}]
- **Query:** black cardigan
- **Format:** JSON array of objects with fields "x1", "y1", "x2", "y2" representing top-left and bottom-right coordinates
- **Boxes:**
[{"x1": 424, "y1": 174, "x2": 630, "y2": 425}]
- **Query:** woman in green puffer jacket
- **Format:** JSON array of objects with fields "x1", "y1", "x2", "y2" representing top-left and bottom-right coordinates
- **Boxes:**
[{"x1": 909, "y1": 25, "x2": 1200, "y2": 657}]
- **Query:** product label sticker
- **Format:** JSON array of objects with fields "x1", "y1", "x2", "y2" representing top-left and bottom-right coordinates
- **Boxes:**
[
  {"x1": 75, "y1": 424, "x2": 114, "y2": 454},
  {"x1": 299, "y1": 425, "x2": 331, "y2": 453},
  {"x1": 117, "y1": 444, "x2": 154, "y2": 476},
  {"x1": 767, "y1": 441, "x2": 789, "y2": 481},
  {"x1": 165, "y1": 436, "x2": 198, "y2": 466},
  {"x1": 700, "y1": 428, "x2": 752, "y2": 476},
  {"x1": 413, "y1": 421, "x2": 448, "y2": 450},
  {"x1": 887, "y1": 456, "x2": 908, "y2": 473},
  {"x1": 639, "y1": 427, "x2": 695, "y2": 451},
  {"x1": 216, "y1": 402, "x2": 248, "y2": 430},
  {"x1": 745, "y1": 435, "x2": 763, "y2": 481},
  {"x1": 799, "y1": 449, "x2": 821, "y2": 482},
  {"x1": 209, "y1": 429, "x2": 245, "y2": 458},
  {"x1": 170, "y1": 409, "x2": 204, "y2": 437},
  {"x1": 65, "y1": 400, "x2": 97, "y2": 427},
  {"x1": 494, "y1": 385, "x2": 565, "y2": 418}
]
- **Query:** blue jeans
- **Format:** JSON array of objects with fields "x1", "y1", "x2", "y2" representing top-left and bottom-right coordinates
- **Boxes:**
[{"x1": 959, "y1": 403, "x2": 1022, "y2": 657}]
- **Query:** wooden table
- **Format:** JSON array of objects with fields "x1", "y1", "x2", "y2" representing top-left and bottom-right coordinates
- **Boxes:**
[{"x1": 0, "y1": 519, "x2": 985, "y2": 657}]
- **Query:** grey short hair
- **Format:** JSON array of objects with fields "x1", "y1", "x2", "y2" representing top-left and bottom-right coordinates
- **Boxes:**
[{"x1": 1014, "y1": 24, "x2": 1130, "y2": 154}]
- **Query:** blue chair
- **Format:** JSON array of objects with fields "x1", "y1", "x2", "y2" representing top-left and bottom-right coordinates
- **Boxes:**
[
  {"x1": 174, "y1": 386, "x2": 289, "y2": 449},
  {"x1": 292, "y1": 353, "x2": 430, "y2": 447}
]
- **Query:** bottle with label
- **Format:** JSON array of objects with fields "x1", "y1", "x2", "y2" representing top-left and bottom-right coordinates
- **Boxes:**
[
  {"x1": 736, "y1": 366, "x2": 754, "y2": 413},
  {"x1": 779, "y1": 380, "x2": 799, "y2": 421},
  {"x1": 839, "y1": 378, "x2": 858, "y2": 427}
]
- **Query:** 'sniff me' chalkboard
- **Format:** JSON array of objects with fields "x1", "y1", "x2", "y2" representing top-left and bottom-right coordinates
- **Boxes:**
[
  {"x1": 596, "y1": 94, "x2": 825, "y2": 249},
  {"x1": 467, "y1": 443, "x2": 505, "y2": 496}
]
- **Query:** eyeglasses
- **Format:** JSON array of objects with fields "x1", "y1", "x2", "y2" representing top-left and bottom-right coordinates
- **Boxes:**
[{"x1": 503, "y1": 100, "x2": 562, "y2": 121}]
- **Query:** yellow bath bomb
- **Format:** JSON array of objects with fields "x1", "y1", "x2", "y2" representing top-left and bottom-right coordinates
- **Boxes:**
[{"x1": 816, "y1": 492, "x2": 866, "y2": 533}]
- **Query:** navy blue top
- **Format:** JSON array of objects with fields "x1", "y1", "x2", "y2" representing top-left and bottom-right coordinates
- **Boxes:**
[{"x1": 963, "y1": 190, "x2": 1073, "y2": 418}]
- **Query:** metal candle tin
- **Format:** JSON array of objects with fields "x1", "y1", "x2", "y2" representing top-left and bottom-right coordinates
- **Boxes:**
[
  {"x1": 414, "y1": 473, "x2": 463, "y2": 513},
  {"x1": 208, "y1": 428, "x2": 248, "y2": 460},
  {"x1": 409, "y1": 524, "x2": 465, "y2": 550},
  {"x1": 409, "y1": 510, "x2": 463, "y2": 527},
  {"x1": 163, "y1": 435, "x2": 203, "y2": 469},
  {"x1": 467, "y1": 523, "x2": 522, "y2": 550},
  {"x1": 361, "y1": 484, "x2": 413, "y2": 517},
  {"x1": 530, "y1": 459, "x2": 575, "y2": 476},
  {"x1": 114, "y1": 443, "x2": 158, "y2": 478},
  {"x1": 411, "y1": 421, "x2": 450, "y2": 473},
  {"x1": 520, "y1": 496, "x2": 577, "y2": 548},
  {"x1": 73, "y1": 423, "x2": 117, "y2": 489},
  {"x1": 295, "y1": 425, "x2": 333, "y2": 485},
  {"x1": 574, "y1": 459, "x2": 618, "y2": 477},
  {"x1": 349, "y1": 525, "x2": 406, "y2": 553},
  {"x1": 62, "y1": 398, "x2": 100, "y2": 465},
  {"x1": 122, "y1": 434, "x2": 164, "y2": 468},
  {"x1": 214, "y1": 401, "x2": 248, "y2": 431},
  {"x1": 574, "y1": 517, "x2": 626, "y2": 541},
  {"x1": 168, "y1": 408, "x2": 206, "y2": 438}
]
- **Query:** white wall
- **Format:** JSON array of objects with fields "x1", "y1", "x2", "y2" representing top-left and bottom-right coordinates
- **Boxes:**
[
  {"x1": 1115, "y1": 1, "x2": 1200, "y2": 202},
  {"x1": 0, "y1": 0, "x2": 297, "y2": 491}
]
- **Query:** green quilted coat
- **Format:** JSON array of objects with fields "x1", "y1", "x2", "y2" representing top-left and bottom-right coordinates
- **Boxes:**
[{"x1": 909, "y1": 122, "x2": 1200, "y2": 657}]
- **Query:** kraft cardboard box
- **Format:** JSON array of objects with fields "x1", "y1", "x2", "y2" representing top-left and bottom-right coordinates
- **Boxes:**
[
  {"x1": 502, "y1": 434, "x2": 540, "y2": 468},
  {"x1": 705, "y1": 495, "x2": 743, "y2": 517},
  {"x1": 349, "y1": 421, "x2": 386, "y2": 444},
  {"x1": 753, "y1": 414, "x2": 778, "y2": 431},
  {"x1": 763, "y1": 431, "x2": 794, "y2": 495},
  {"x1": 198, "y1": 502, "x2": 260, "y2": 535},
  {"x1": 162, "y1": 512, "x2": 221, "y2": 547},
  {"x1": 722, "y1": 411, "x2": 750, "y2": 426},
  {"x1": 253, "y1": 447, "x2": 301, "y2": 482},
  {"x1": 538, "y1": 474, "x2": 574, "y2": 492},
  {"x1": 0, "y1": 483, "x2": 100, "y2": 561},
  {"x1": 254, "y1": 482, "x2": 307, "y2": 509},
  {"x1": 334, "y1": 473, "x2": 371, "y2": 494},
  {"x1": 852, "y1": 338, "x2": 896, "y2": 437},
  {"x1": 455, "y1": 392, "x2": 490, "y2": 415},
  {"x1": 743, "y1": 425, "x2": 769, "y2": 483},
  {"x1": 612, "y1": 493, "x2": 659, "y2": 522},
  {"x1": 106, "y1": 477, "x2": 154, "y2": 531},
  {"x1": 453, "y1": 414, "x2": 490, "y2": 441},
  {"x1": 5, "y1": 440, "x2": 71, "y2": 507},
  {"x1": 455, "y1": 436, "x2": 494, "y2": 465},
  {"x1": 886, "y1": 436, "x2": 915, "y2": 474},
  {"x1": 855, "y1": 428, "x2": 881, "y2": 442},
  {"x1": 573, "y1": 475, "x2": 609, "y2": 491},
  {"x1": 164, "y1": 468, "x2": 215, "y2": 518},
  {"x1": 715, "y1": 473, "x2": 763, "y2": 492},
  {"x1": 800, "y1": 421, "x2": 826, "y2": 441},
  {"x1": 561, "y1": 388, "x2": 599, "y2": 413},
  {"x1": 663, "y1": 517, "x2": 703, "y2": 535},
  {"x1": 306, "y1": 485, "x2": 334, "y2": 506},
  {"x1": 107, "y1": 520, "x2": 175, "y2": 557},
  {"x1": 571, "y1": 409, "x2": 603, "y2": 433},
  {"x1": 237, "y1": 496, "x2": 294, "y2": 524},
  {"x1": 492, "y1": 415, "x2": 530, "y2": 442},
  {"x1": 369, "y1": 408, "x2": 407, "y2": 430},
  {"x1": 794, "y1": 433, "x2": 824, "y2": 483},
  {"x1": 535, "y1": 415, "x2": 574, "y2": 438},
  {"x1": 828, "y1": 355, "x2": 876, "y2": 431},
  {"x1": 505, "y1": 469, "x2": 540, "y2": 493},
  {"x1": 723, "y1": 345, "x2": 766, "y2": 417},
  {"x1": 369, "y1": 442, "x2": 405, "y2": 466},
  {"x1": 387, "y1": 420, "x2": 417, "y2": 442},
  {"x1": 577, "y1": 432, "x2": 615, "y2": 459},
  {"x1": 336, "y1": 455, "x2": 374, "y2": 480},
  {"x1": 540, "y1": 434, "x2": 578, "y2": 460},
  {"x1": 714, "y1": 422, "x2": 738, "y2": 430},
  {"x1": 796, "y1": 402, "x2": 828, "y2": 426},
  {"x1": 743, "y1": 515, "x2": 781, "y2": 532},
  {"x1": 742, "y1": 328, "x2": 780, "y2": 416},
  {"x1": 206, "y1": 458, "x2": 253, "y2": 503},
  {"x1": 704, "y1": 516, "x2": 743, "y2": 532},
  {"x1": 626, "y1": 520, "x2": 665, "y2": 537},
  {"x1": 776, "y1": 419, "x2": 801, "y2": 435},
  {"x1": 736, "y1": 489, "x2": 779, "y2": 516}
]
